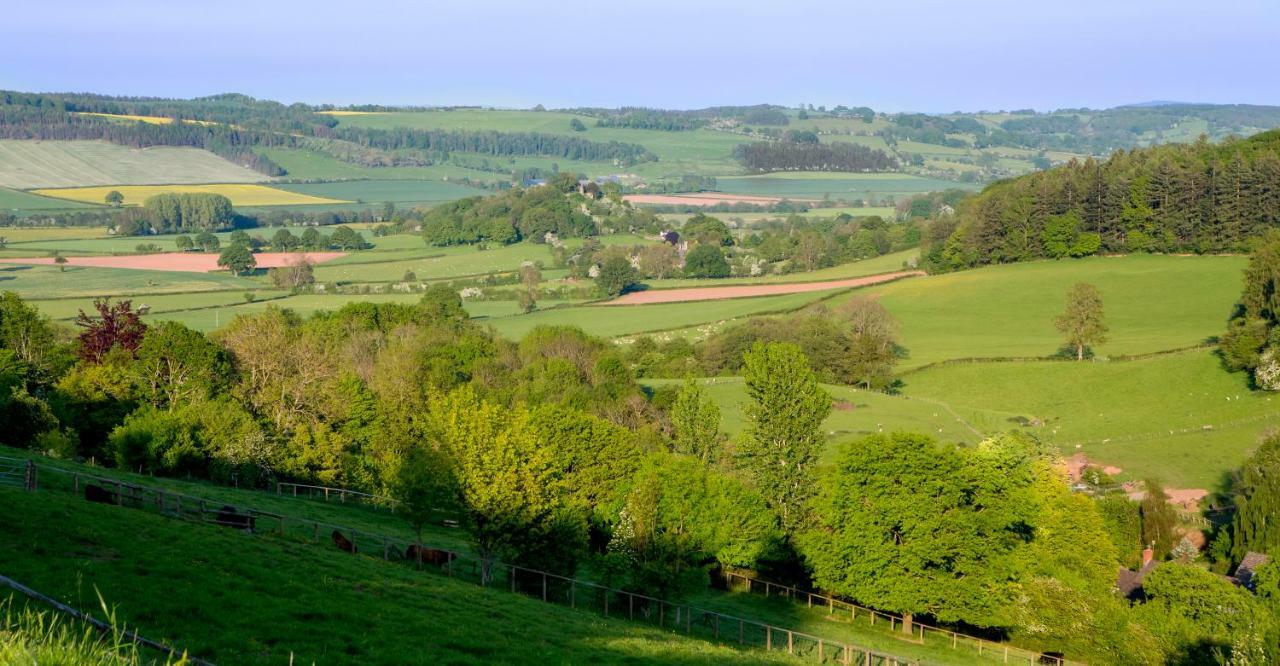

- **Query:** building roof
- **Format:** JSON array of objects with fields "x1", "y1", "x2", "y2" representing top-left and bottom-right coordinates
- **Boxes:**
[
  {"x1": 1235, "y1": 552, "x2": 1270, "y2": 590},
  {"x1": 1116, "y1": 559, "x2": 1160, "y2": 599}
]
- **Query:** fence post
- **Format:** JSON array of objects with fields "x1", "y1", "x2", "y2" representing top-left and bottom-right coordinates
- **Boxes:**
[
  {"x1": 542, "y1": 572, "x2": 547, "y2": 602},
  {"x1": 766, "y1": 625, "x2": 772, "y2": 650},
  {"x1": 628, "y1": 592, "x2": 634, "y2": 620},
  {"x1": 603, "y1": 590, "x2": 608, "y2": 617},
  {"x1": 686, "y1": 606, "x2": 691, "y2": 633},
  {"x1": 738, "y1": 619, "x2": 744, "y2": 644},
  {"x1": 313, "y1": 522, "x2": 319, "y2": 543},
  {"x1": 74, "y1": 474, "x2": 80, "y2": 496},
  {"x1": 23, "y1": 461, "x2": 36, "y2": 491},
  {"x1": 510, "y1": 566, "x2": 516, "y2": 593},
  {"x1": 818, "y1": 639, "x2": 823, "y2": 661},
  {"x1": 843, "y1": 643, "x2": 851, "y2": 665},
  {"x1": 787, "y1": 630, "x2": 793, "y2": 654},
  {"x1": 198, "y1": 499, "x2": 206, "y2": 521},
  {"x1": 570, "y1": 581, "x2": 575, "y2": 609},
  {"x1": 383, "y1": 537, "x2": 390, "y2": 561}
]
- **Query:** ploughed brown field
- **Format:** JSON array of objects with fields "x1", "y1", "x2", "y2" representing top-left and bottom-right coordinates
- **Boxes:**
[{"x1": 603, "y1": 270, "x2": 924, "y2": 305}]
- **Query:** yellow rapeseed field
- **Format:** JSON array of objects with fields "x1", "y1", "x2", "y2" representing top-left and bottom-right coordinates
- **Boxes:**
[
  {"x1": 30, "y1": 184, "x2": 350, "y2": 207},
  {"x1": 72, "y1": 112, "x2": 222, "y2": 127}
]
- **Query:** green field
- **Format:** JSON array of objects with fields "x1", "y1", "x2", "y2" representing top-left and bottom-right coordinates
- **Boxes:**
[
  {"x1": 715, "y1": 173, "x2": 973, "y2": 200},
  {"x1": 485, "y1": 289, "x2": 847, "y2": 340},
  {"x1": 857, "y1": 254, "x2": 1246, "y2": 369},
  {"x1": 0, "y1": 187, "x2": 98, "y2": 212},
  {"x1": 645, "y1": 377, "x2": 992, "y2": 454},
  {"x1": 0, "y1": 263, "x2": 258, "y2": 299},
  {"x1": 641, "y1": 249, "x2": 916, "y2": 289},
  {"x1": 258, "y1": 147, "x2": 500, "y2": 183},
  {"x1": 0, "y1": 140, "x2": 266, "y2": 189},
  {"x1": 275, "y1": 179, "x2": 486, "y2": 205},
  {"x1": 0, "y1": 486, "x2": 804, "y2": 665},
  {"x1": 899, "y1": 350, "x2": 1277, "y2": 489}
]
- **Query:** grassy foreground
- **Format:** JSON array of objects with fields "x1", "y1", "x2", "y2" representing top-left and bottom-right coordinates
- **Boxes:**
[{"x1": 0, "y1": 486, "x2": 804, "y2": 665}]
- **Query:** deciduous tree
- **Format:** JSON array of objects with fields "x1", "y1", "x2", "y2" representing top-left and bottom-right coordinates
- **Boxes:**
[{"x1": 1056, "y1": 282, "x2": 1107, "y2": 360}]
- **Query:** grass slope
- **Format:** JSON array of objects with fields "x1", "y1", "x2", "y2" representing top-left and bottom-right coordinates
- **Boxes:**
[
  {"x1": 0, "y1": 264, "x2": 258, "y2": 299},
  {"x1": 0, "y1": 187, "x2": 98, "y2": 212},
  {"x1": 901, "y1": 350, "x2": 1278, "y2": 489},
  {"x1": 860, "y1": 254, "x2": 1246, "y2": 369},
  {"x1": 715, "y1": 173, "x2": 975, "y2": 200},
  {"x1": 0, "y1": 141, "x2": 266, "y2": 189},
  {"x1": 0, "y1": 487, "x2": 800, "y2": 665},
  {"x1": 274, "y1": 180, "x2": 485, "y2": 205}
]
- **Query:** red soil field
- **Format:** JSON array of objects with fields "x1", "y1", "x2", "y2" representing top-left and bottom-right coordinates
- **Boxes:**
[
  {"x1": 602, "y1": 271, "x2": 924, "y2": 305},
  {"x1": 0, "y1": 252, "x2": 346, "y2": 273},
  {"x1": 623, "y1": 193, "x2": 814, "y2": 207}
]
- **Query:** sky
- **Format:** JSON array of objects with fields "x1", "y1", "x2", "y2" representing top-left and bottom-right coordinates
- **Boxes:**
[{"x1": 6, "y1": 0, "x2": 1280, "y2": 112}]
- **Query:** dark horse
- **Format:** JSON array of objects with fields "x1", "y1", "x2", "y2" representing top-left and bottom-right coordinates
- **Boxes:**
[
  {"x1": 84, "y1": 484, "x2": 116, "y2": 505},
  {"x1": 214, "y1": 505, "x2": 256, "y2": 532},
  {"x1": 332, "y1": 530, "x2": 357, "y2": 554},
  {"x1": 405, "y1": 544, "x2": 452, "y2": 567}
]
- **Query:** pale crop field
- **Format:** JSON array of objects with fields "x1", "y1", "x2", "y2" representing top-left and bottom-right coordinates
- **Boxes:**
[
  {"x1": 31, "y1": 184, "x2": 349, "y2": 207},
  {"x1": 0, "y1": 140, "x2": 268, "y2": 189}
]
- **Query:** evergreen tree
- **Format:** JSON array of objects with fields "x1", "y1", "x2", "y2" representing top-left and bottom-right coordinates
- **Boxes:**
[{"x1": 1231, "y1": 434, "x2": 1280, "y2": 559}]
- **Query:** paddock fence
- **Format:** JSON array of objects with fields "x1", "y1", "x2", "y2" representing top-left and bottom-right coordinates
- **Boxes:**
[
  {"x1": 0, "y1": 572, "x2": 212, "y2": 665},
  {"x1": 26, "y1": 464, "x2": 919, "y2": 666},
  {"x1": 717, "y1": 571, "x2": 1077, "y2": 666},
  {"x1": 0, "y1": 456, "x2": 34, "y2": 490}
]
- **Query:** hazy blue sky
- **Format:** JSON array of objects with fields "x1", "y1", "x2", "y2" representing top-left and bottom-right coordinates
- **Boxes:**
[{"x1": 6, "y1": 0, "x2": 1279, "y2": 111}]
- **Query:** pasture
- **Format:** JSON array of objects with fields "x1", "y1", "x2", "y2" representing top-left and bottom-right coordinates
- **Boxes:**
[
  {"x1": 0, "y1": 487, "x2": 801, "y2": 666},
  {"x1": 857, "y1": 254, "x2": 1246, "y2": 369},
  {"x1": 0, "y1": 141, "x2": 266, "y2": 189},
  {"x1": 275, "y1": 179, "x2": 485, "y2": 204},
  {"x1": 0, "y1": 187, "x2": 98, "y2": 212},
  {"x1": 899, "y1": 350, "x2": 1276, "y2": 489},
  {"x1": 0, "y1": 263, "x2": 258, "y2": 299},
  {"x1": 31, "y1": 184, "x2": 349, "y2": 207},
  {"x1": 715, "y1": 173, "x2": 973, "y2": 201}
]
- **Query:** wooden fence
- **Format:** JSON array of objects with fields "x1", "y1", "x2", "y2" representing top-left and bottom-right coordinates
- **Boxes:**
[
  {"x1": 29, "y1": 464, "x2": 919, "y2": 666},
  {"x1": 718, "y1": 571, "x2": 1076, "y2": 666},
  {"x1": 0, "y1": 572, "x2": 211, "y2": 665},
  {"x1": 0, "y1": 456, "x2": 35, "y2": 490}
]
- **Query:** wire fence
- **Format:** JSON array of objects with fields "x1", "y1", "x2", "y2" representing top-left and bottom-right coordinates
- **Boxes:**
[
  {"x1": 0, "y1": 572, "x2": 212, "y2": 665},
  {"x1": 28, "y1": 463, "x2": 920, "y2": 666},
  {"x1": 718, "y1": 571, "x2": 1077, "y2": 666},
  {"x1": 0, "y1": 456, "x2": 34, "y2": 490}
]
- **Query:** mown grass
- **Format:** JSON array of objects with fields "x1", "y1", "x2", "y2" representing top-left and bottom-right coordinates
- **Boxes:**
[
  {"x1": 858, "y1": 254, "x2": 1246, "y2": 369},
  {"x1": 0, "y1": 141, "x2": 266, "y2": 190},
  {"x1": 900, "y1": 349, "x2": 1278, "y2": 489},
  {"x1": 0, "y1": 486, "x2": 805, "y2": 665},
  {"x1": 31, "y1": 184, "x2": 348, "y2": 207},
  {"x1": 30, "y1": 290, "x2": 288, "y2": 322}
]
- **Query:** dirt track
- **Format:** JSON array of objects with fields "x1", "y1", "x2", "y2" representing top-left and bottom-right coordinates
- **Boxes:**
[
  {"x1": 0, "y1": 252, "x2": 346, "y2": 273},
  {"x1": 603, "y1": 271, "x2": 924, "y2": 305}
]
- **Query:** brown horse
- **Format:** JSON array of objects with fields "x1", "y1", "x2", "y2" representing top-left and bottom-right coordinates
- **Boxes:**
[
  {"x1": 405, "y1": 544, "x2": 452, "y2": 567},
  {"x1": 332, "y1": 530, "x2": 357, "y2": 554}
]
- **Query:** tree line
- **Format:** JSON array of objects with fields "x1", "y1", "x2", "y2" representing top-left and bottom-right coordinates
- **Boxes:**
[
  {"x1": 924, "y1": 129, "x2": 1280, "y2": 271},
  {"x1": 734, "y1": 140, "x2": 899, "y2": 173}
]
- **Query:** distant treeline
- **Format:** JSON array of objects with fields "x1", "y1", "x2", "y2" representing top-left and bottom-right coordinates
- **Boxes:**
[
  {"x1": 924, "y1": 130, "x2": 1280, "y2": 270},
  {"x1": 0, "y1": 101, "x2": 288, "y2": 176},
  {"x1": 324, "y1": 126, "x2": 657, "y2": 166},
  {"x1": 734, "y1": 140, "x2": 898, "y2": 173},
  {"x1": 1, "y1": 202, "x2": 394, "y2": 234}
]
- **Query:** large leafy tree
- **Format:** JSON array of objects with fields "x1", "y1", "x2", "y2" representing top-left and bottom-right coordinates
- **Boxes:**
[
  {"x1": 596, "y1": 255, "x2": 638, "y2": 297},
  {"x1": 1221, "y1": 231, "x2": 1280, "y2": 389},
  {"x1": 801, "y1": 432, "x2": 1037, "y2": 633},
  {"x1": 735, "y1": 341, "x2": 830, "y2": 534},
  {"x1": 1231, "y1": 433, "x2": 1280, "y2": 559},
  {"x1": 1055, "y1": 282, "x2": 1107, "y2": 360},
  {"x1": 1133, "y1": 564, "x2": 1274, "y2": 664},
  {"x1": 1140, "y1": 478, "x2": 1179, "y2": 558},
  {"x1": 132, "y1": 320, "x2": 229, "y2": 409},
  {"x1": 217, "y1": 243, "x2": 257, "y2": 276},
  {"x1": 428, "y1": 387, "x2": 581, "y2": 582},
  {"x1": 683, "y1": 244, "x2": 730, "y2": 278}
]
